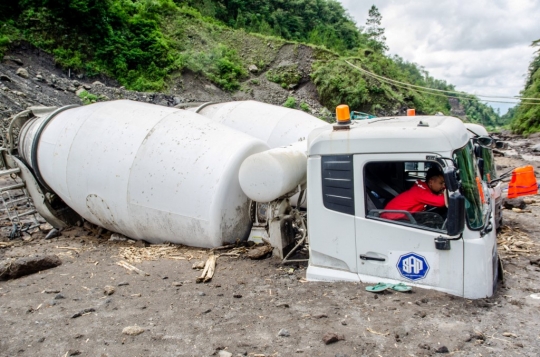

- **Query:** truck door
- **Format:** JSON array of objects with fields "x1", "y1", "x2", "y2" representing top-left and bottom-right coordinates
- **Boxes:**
[{"x1": 354, "y1": 154, "x2": 464, "y2": 297}]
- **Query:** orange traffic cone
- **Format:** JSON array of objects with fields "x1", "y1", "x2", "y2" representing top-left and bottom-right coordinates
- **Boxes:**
[{"x1": 507, "y1": 165, "x2": 538, "y2": 199}]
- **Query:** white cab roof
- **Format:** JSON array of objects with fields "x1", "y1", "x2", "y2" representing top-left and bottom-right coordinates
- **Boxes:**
[{"x1": 308, "y1": 116, "x2": 469, "y2": 156}]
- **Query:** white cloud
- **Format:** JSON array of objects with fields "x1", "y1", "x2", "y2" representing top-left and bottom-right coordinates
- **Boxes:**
[{"x1": 339, "y1": 0, "x2": 540, "y2": 113}]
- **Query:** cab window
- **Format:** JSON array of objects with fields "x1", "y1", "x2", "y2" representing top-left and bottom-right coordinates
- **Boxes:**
[{"x1": 364, "y1": 161, "x2": 447, "y2": 232}]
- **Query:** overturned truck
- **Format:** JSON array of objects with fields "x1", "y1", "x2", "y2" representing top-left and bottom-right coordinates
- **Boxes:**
[{"x1": 2, "y1": 100, "x2": 504, "y2": 299}]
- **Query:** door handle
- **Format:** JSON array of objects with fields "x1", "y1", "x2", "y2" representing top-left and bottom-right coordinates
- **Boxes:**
[{"x1": 359, "y1": 254, "x2": 385, "y2": 262}]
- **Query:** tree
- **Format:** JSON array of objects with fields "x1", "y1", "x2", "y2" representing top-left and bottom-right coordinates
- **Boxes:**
[{"x1": 365, "y1": 5, "x2": 388, "y2": 52}]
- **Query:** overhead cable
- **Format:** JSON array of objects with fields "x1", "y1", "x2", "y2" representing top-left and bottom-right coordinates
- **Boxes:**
[{"x1": 344, "y1": 60, "x2": 540, "y2": 105}]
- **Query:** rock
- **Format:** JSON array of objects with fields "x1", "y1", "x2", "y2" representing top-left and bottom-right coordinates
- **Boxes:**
[
  {"x1": 118, "y1": 282, "x2": 129, "y2": 286},
  {"x1": 45, "y1": 228, "x2": 61, "y2": 239},
  {"x1": 322, "y1": 332, "x2": 344, "y2": 345},
  {"x1": 523, "y1": 198, "x2": 536, "y2": 204},
  {"x1": 248, "y1": 64, "x2": 258, "y2": 73},
  {"x1": 503, "y1": 197, "x2": 526, "y2": 210},
  {"x1": 313, "y1": 313, "x2": 328, "y2": 319},
  {"x1": 198, "y1": 291, "x2": 206, "y2": 296},
  {"x1": 531, "y1": 143, "x2": 540, "y2": 152},
  {"x1": 92, "y1": 81, "x2": 105, "y2": 86},
  {"x1": 109, "y1": 233, "x2": 127, "y2": 242},
  {"x1": 68, "y1": 350, "x2": 81, "y2": 356},
  {"x1": 233, "y1": 294, "x2": 242, "y2": 298},
  {"x1": 0, "y1": 255, "x2": 62, "y2": 281},
  {"x1": 71, "y1": 308, "x2": 96, "y2": 318},
  {"x1": 39, "y1": 223, "x2": 53, "y2": 233},
  {"x1": 103, "y1": 285, "x2": 115, "y2": 295},
  {"x1": 278, "y1": 328, "x2": 290, "y2": 337},
  {"x1": 247, "y1": 245, "x2": 273, "y2": 259},
  {"x1": 0, "y1": 74, "x2": 12, "y2": 82},
  {"x1": 16, "y1": 68, "x2": 29, "y2": 78},
  {"x1": 67, "y1": 86, "x2": 77, "y2": 93},
  {"x1": 275, "y1": 302, "x2": 289, "y2": 308},
  {"x1": 466, "y1": 331, "x2": 485, "y2": 342},
  {"x1": 54, "y1": 293, "x2": 65, "y2": 300},
  {"x1": 394, "y1": 326, "x2": 409, "y2": 339},
  {"x1": 192, "y1": 261, "x2": 205, "y2": 269},
  {"x1": 341, "y1": 320, "x2": 347, "y2": 325},
  {"x1": 218, "y1": 351, "x2": 233, "y2": 357},
  {"x1": 122, "y1": 325, "x2": 145, "y2": 336},
  {"x1": 172, "y1": 281, "x2": 183, "y2": 287},
  {"x1": 5, "y1": 56, "x2": 23, "y2": 65},
  {"x1": 435, "y1": 346, "x2": 449, "y2": 353}
]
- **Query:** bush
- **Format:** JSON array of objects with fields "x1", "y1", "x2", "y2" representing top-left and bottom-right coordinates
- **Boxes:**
[
  {"x1": 266, "y1": 65, "x2": 301, "y2": 88},
  {"x1": 77, "y1": 90, "x2": 107, "y2": 105},
  {"x1": 184, "y1": 44, "x2": 247, "y2": 91},
  {"x1": 300, "y1": 102, "x2": 310, "y2": 112},
  {"x1": 283, "y1": 97, "x2": 296, "y2": 108}
]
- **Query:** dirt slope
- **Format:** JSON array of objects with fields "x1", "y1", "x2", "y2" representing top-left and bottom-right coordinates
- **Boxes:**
[{"x1": 0, "y1": 42, "x2": 328, "y2": 125}]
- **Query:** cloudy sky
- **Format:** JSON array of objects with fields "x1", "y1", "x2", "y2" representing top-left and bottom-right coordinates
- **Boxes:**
[{"x1": 339, "y1": 0, "x2": 540, "y2": 114}]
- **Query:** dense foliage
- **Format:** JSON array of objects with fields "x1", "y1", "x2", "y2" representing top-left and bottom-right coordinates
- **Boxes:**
[
  {"x1": 0, "y1": 0, "x2": 504, "y2": 127},
  {"x1": 511, "y1": 39, "x2": 540, "y2": 134},
  {"x1": 184, "y1": 0, "x2": 369, "y2": 53}
]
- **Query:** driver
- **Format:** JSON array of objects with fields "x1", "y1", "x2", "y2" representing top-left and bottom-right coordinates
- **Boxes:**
[{"x1": 381, "y1": 167, "x2": 446, "y2": 221}]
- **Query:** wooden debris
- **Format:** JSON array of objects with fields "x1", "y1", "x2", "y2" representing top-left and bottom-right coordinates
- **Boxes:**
[
  {"x1": 497, "y1": 225, "x2": 538, "y2": 257},
  {"x1": 247, "y1": 244, "x2": 273, "y2": 259},
  {"x1": 0, "y1": 241, "x2": 13, "y2": 248},
  {"x1": 116, "y1": 260, "x2": 149, "y2": 276},
  {"x1": 366, "y1": 327, "x2": 390, "y2": 336},
  {"x1": 511, "y1": 208, "x2": 531, "y2": 213},
  {"x1": 210, "y1": 244, "x2": 235, "y2": 252},
  {"x1": 196, "y1": 254, "x2": 216, "y2": 283},
  {"x1": 502, "y1": 332, "x2": 517, "y2": 338},
  {"x1": 117, "y1": 243, "x2": 195, "y2": 263}
]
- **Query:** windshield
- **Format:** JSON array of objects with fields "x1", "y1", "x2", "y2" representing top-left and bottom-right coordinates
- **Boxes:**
[
  {"x1": 454, "y1": 142, "x2": 486, "y2": 229},
  {"x1": 481, "y1": 147, "x2": 497, "y2": 181}
]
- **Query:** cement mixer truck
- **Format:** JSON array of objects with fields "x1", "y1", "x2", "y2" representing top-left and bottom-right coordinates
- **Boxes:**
[{"x1": 0, "y1": 100, "x2": 500, "y2": 299}]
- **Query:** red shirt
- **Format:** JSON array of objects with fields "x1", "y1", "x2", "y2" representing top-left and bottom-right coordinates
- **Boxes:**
[{"x1": 381, "y1": 180, "x2": 445, "y2": 220}]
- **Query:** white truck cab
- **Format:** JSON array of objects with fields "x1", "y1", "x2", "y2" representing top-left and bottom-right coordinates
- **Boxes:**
[{"x1": 306, "y1": 115, "x2": 499, "y2": 299}]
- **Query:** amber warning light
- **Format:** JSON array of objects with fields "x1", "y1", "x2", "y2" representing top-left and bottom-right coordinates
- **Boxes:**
[{"x1": 336, "y1": 104, "x2": 351, "y2": 125}]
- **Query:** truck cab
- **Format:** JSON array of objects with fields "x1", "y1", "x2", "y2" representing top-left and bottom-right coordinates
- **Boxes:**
[{"x1": 306, "y1": 115, "x2": 498, "y2": 299}]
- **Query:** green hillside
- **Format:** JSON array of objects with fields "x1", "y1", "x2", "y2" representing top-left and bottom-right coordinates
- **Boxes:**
[
  {"x1": 0, "y1": 0, "x2": 503, "y2": 127},
  {"x1": 511, "y1": 39, "x2": 540, "y2": 134}
]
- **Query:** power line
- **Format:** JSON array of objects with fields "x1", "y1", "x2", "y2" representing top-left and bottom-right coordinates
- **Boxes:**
[{"x1": 344, "y1": 60, "x2": 540, "y2": 105}]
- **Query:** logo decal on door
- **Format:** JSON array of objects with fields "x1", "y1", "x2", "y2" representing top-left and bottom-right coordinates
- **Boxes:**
[{"x1": 397, "y1": 253, "x2": 430, "y2": 280}]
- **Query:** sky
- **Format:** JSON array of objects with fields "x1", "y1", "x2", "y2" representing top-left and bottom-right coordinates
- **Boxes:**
[{"x1": 339, "y1": 0, "x2": 540, "y2": 114}]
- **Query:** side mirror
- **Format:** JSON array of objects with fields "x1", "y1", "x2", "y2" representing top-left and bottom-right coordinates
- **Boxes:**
[
  {"x1": 447, "y1": 192, "x2": 465, "y2": 236},
  {"x1": 443, "y1": 166, "x2": 460, "y2": 192},
  {"x1": 476, "y1": 136, "x2": 493, "y2": 148},
  {"x1": 495, "y1": 141, "x2": 507, "y2": 149}
]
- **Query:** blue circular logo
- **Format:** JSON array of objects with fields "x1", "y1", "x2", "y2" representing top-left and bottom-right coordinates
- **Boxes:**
[{"x1": 397, "y1": 253, "x2": 430, "y2": 281}]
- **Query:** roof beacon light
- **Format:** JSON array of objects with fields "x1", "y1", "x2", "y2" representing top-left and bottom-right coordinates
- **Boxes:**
[
  {"x1": 407, "y1": 109, "x2": 416, "y2": 116},
  {"x1": 336, "y1": 104, "x2": 351, "y2": 125}
]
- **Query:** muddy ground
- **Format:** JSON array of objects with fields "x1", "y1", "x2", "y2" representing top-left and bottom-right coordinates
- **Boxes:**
[
  {"x1": 2, "y1": 44, "x2": 540, "y2": 357},
  {"x1": 0, "y1": 142, "x2": 539, "y2": 357}
]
